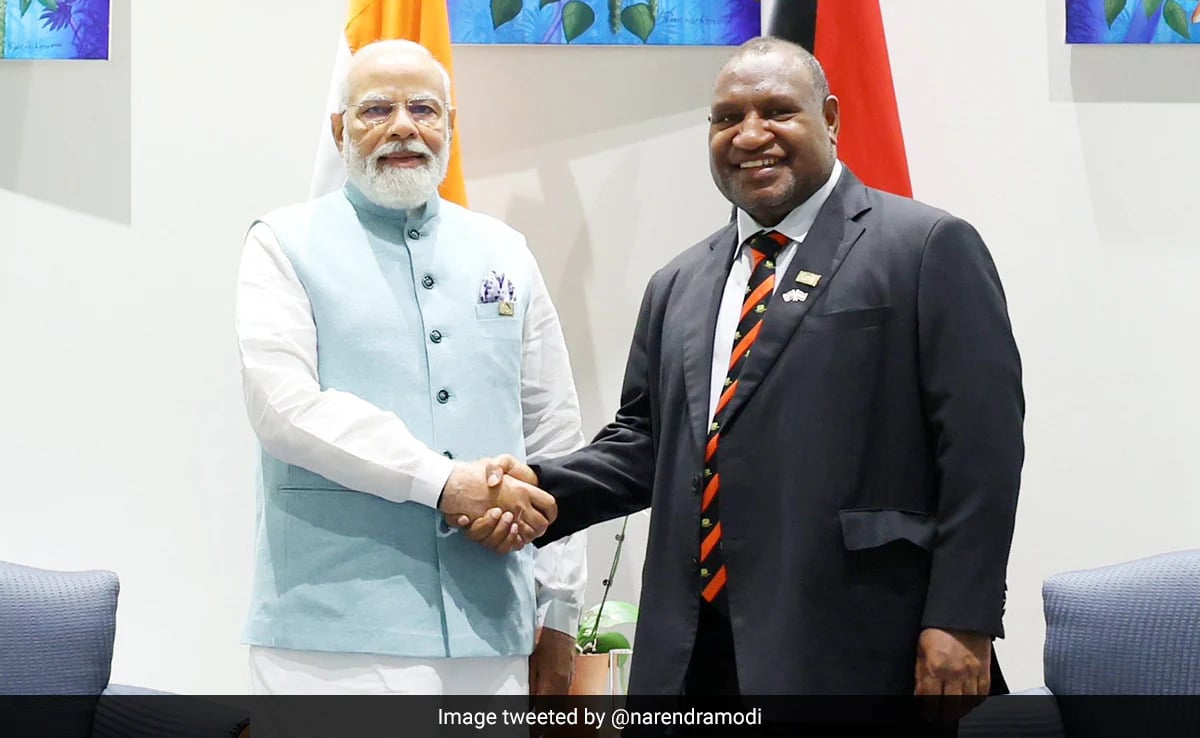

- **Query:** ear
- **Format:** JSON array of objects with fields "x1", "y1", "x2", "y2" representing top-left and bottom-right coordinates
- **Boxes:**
[
  {"x1": 447, "y1": 107, "x2": 457, "y2": 139},
  {"x1": 331, "y1": 112, "x2": 346, "y2": 155},
  {"x1": 823, "y1": 95, "x2": 840, "y2": 146}
]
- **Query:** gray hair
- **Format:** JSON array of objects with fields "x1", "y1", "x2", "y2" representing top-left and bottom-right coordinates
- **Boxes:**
[
  {"x1": 338, "y1": 39, "x2": 453, "y2": 111},
  {"x1": 731, "y1": 36, "x2": 830, "y2": 103}
]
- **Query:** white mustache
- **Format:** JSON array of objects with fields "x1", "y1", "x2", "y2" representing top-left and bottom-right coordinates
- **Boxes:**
[{"x1": 371, "y1": 141, "x2": 434, "y2": 164}]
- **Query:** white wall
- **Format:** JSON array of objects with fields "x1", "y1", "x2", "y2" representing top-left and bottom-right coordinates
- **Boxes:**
[{"x1": 1, "y1": 0, "x2": 1197, "y2": 693}]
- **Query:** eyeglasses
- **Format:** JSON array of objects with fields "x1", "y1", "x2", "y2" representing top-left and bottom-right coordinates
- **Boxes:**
[{"x1": 346, "y1": 96, "x2": 450, "y2": 128}]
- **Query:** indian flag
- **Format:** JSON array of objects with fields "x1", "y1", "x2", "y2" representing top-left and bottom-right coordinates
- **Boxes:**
[
  {"x1": 310, "y1": 0, "x2": 469, "y2": 206},
  {"x1": 761, "y1": 0, "x2": 912, "y2": 198}
]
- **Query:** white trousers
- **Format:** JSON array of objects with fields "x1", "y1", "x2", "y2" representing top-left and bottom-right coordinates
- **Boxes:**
[
  {"x1": 248, "y1": 646, "x2": 530, "y2": 737},
  {"x1": 249, "y1": 646, "x2": 529, "y2": 695}
]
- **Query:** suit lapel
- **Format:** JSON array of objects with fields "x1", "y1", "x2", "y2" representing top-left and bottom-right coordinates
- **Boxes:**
[
  {"x1": 720, "y1": 173, "x2": 872, "y2": 428},
  {"x1": 681, "y1": 224, "x2": 738, "y2": 454}
]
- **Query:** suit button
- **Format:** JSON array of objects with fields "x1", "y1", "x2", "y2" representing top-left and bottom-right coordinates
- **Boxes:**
[
  {"x1": 443, "y1": 450, "x2": 454, "y2": 459},
  {"x1": 436, "y1": 389, "x2": 450, "y2": 404},
  {"x1": 691, "y1": 556, "x2": 699, "y2": 566},
  {"x1": 408, "y1": 229, "x2": 421, "y2": 240},
  {"x1": 430, "y1": 330, "x2": 443, "y2": 343},
  {"x1": 690, "y1": 474, "x2": 702, "y2": 493},
  {"x1": 421, "y1": 274, "x2": 435, "y2": 289}
]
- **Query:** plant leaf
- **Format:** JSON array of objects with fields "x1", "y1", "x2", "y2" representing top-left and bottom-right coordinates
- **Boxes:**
[
  {"x1": 1144, "y1": 0, "x2": 1165, "y2": 17},
  {"x1": 20, "y1": 0, "x2": 32, "y2": 18},
  {"x1": 1104, "y1": 0, "x2": 1125, "y2": 26},
  {"x1": 490, "y1": 0, "x2": 521, "y2": 30},
  {"x1": 1163, "y1": 0, "x2": 1190, "y2": 37},
  {"x1": 540, "y1": 0, "x2": 558, "y2": 7},
  {"x1": 563, "y1": 0, "x2": 595, "y2": 43},
  {"x1": 592, "y1": 631, "x2": 631, "y2": 653},
  {"x1": 36, "y1": 0, "x2": 56, "y2": 10},
  {"x1": 582, "y1": 600, "x2": 639, "y2": 630},
  {"x1": 621, "y1": 3, "x2": 655, "y2": 43}
]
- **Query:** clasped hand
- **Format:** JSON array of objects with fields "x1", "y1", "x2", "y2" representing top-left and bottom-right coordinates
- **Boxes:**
[{"x1": 438, "y1": 455, "x2": 549, "y2": 553}]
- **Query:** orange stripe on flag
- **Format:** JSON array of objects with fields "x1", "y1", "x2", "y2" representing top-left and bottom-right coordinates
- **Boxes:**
[
  {"x1": 702, "y1": 566, "x2": 727, "y2": 602},
  {"x1": 344, "y1": 0, "x2": 468, "y2": 207}
]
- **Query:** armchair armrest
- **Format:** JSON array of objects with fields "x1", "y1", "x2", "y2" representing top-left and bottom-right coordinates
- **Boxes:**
[
  {"x1": 959, "y1": 693, "x2": 1066, "y2": 738},
  {"x1": 92, "y1": 692, "x2": 249, "y2": 738}
]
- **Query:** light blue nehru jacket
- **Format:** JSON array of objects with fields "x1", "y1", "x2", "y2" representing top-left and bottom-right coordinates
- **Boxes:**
[{"x1": 243, "y1": 185, "x2": 538, "y2": 658}]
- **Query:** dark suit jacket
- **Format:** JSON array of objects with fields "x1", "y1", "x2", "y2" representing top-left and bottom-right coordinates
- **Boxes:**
[{"x1": 536, "y1": 169, "x2": 1024, "y2": 696}]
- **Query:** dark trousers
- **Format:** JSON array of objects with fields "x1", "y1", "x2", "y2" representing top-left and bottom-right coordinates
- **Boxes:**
[{"x1": 671, "y1": 601, "x2": 958, "y2": 738}]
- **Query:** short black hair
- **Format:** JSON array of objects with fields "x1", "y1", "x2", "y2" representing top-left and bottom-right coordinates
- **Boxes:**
[{"x1": 730, "y1": 36, "x2": 830, "y2": 103}]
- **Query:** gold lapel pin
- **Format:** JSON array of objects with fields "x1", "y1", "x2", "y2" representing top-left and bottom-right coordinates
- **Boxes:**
[{"x1": 796, "y1": 271, "x2": 822, "y2": 287}]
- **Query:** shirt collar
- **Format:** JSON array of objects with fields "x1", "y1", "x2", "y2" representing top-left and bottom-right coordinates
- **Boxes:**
[
  {"x1": 735, "y1": 160, "x2": 843, "y2": 251},
  {"x1": 343, "y1": 181, "x2": 441, "y2": 229}
]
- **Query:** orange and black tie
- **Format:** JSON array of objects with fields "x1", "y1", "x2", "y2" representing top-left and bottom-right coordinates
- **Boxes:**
[{"x1": 700, "y1": 229, "x2": 789, "y2": 613}]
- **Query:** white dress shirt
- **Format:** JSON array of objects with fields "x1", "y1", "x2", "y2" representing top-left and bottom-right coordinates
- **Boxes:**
[
  {"x1": 708, "y1": 161, "x2": 843, "y2": 424},
  {"x1": 235, "y1": 222, "x2": 588, "y2": 643}
]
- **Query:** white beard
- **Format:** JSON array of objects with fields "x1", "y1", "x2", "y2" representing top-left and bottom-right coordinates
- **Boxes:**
[{"x1": 343, "y1": 131, "x2": 450, "y2": 211}]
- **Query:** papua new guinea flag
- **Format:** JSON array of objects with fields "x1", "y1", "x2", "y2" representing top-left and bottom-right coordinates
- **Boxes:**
[{"x1": 762, "y1": 0, "x2": 912, "y2": 197}]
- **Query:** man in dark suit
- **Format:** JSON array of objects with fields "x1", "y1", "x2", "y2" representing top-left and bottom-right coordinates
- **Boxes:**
[{"x1": 455, "y1": 36, "x2": 1023, "y2": 722}]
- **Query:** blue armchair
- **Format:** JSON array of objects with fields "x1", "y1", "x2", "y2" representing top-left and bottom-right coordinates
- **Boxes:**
[
  {"x1": 0, "y1": 560, "x2": 248, "y2": 737},
  {"x1": 961, "y1": 549, "x2": 1200, "y2": 737}
]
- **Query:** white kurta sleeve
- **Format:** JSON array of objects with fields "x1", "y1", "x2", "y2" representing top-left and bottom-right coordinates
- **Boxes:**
[{"x1": 521, "y1": 262, "x2": 588, "y2": 637}]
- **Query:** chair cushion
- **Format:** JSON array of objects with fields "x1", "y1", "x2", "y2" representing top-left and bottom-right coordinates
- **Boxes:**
[
  {"x1": 0, "y1": 560, "x2": 119, "y2": 695},
  {"x1": 1043, "y1": 549, "x2": 1200, "y2": 695}
]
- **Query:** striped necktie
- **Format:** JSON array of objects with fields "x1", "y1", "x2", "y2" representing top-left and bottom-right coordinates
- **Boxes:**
[{"x1": 700, "y1": 229, "x2": 790, "y2": 612}]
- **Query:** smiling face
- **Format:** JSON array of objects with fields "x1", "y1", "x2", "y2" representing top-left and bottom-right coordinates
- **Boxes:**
[
  {"x1": 708, "y1": 48, "x2": 839, "y2": 227},
  {"x1": 332, "y1": 43, "x2": 455, "y2": 210}
]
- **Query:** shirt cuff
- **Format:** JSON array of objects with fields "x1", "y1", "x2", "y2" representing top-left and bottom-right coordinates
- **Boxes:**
[
  {"x1": 537, "y1": 598, "x2": 581, "y2": 637},
  {"x1": 410, "y1": 452, "x2": 456, "y2": 509}
]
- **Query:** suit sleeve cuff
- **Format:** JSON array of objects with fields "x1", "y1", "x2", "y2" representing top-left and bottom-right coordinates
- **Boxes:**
[{"x1": 410, "y1": 452, "x2": 456, "y2": 509}]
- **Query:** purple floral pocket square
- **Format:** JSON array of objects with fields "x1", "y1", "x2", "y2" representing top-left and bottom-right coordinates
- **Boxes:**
[{"x1": 478, "y1": 271, "x2": 516, "y2": 304}]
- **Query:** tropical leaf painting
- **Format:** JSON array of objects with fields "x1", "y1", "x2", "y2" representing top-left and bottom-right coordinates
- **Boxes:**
[
  {"x1": 2, "y1": 0, "x2": 110, "y2": 59},
  {"x1": 1067, "y1": 0, "x2": 1200, "y2": 42},
  {"x1": 449, "y1": 0, "x2": 759, "y2": 45}
]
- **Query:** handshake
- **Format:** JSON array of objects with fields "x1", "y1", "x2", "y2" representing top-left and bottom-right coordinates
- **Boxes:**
[{"x1": 438, "y1": 455, "x2": 554, "y2": 554}]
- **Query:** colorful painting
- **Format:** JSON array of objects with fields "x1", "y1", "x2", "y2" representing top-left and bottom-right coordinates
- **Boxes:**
[
  {"x1": 1067, "y1": 0, "x2": 1200, "y2": 43},
  {"x1": 2, "y1": 0, "x2": 110, "y2": 60},
  {"x1": 448, "y1": 0, "x2": 761, "y2": 45}
]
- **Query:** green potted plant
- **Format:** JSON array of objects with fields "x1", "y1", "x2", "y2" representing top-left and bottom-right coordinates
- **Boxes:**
[{"x1": 569, "y1": 517, "x2": 639, "y2": 695}]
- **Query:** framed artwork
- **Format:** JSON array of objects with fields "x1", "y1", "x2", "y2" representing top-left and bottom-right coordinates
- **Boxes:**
[
  {"x1": 2, "y1": 0, "x2": 111, "y2": 60},
  {"x1": 448, "y1": 0, "x2": 761, "y2": 45},
  {"x1": 1067, "y1": 0, "x2": 1200, "y2": 43}
]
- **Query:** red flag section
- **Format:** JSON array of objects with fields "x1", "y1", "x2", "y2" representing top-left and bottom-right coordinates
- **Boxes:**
[{"x1": 767, "y1": 0, "x2": 912, "y2": 197}]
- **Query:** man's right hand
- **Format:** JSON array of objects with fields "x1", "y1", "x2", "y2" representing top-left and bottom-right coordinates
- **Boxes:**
[
  {"x1": 444, "y1": 457, "x2": 546, "y2": 553},
  {"x1": 438, "y1": 455, "x2": 555, "y2": 544}
]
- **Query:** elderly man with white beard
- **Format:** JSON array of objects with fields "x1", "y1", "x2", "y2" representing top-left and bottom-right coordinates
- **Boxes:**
[{"x1": 234, "y1": 40, "x2": 586, "y2": 696}]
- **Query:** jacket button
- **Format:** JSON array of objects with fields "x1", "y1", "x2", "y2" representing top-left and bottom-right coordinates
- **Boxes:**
[
  {"x1": 690, "y1": 474, "x2": 702, "y2": 493},
  {"x1": 408, "y1": 229, "x2": 421, "y2": 239},
  {"x1": 436, "y1": 389, "x2": 450, "y2": 404},
  {"x1": 422, "y1": 275, "x2": 435, "y2": 289},
  {"x1": 430, "y1": 330, "x2": 443, "y2": 343}
]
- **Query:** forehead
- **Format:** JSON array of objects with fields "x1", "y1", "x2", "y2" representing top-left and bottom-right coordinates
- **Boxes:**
[
  {"x1": 346, "y1": 51, "x2": 444, "y2": 102},
  {"x1": 712, "y1": 52, "x2": 811, "y2": 107}
]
